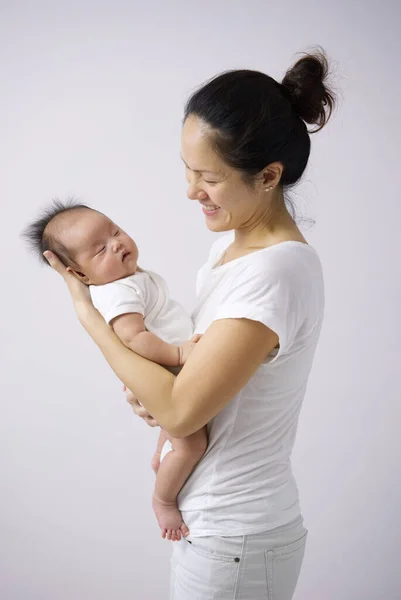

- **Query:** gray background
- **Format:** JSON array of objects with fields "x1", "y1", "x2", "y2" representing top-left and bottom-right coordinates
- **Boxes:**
[{"x1": 1, "y1": 1, "x2": 400, "y2": 598}]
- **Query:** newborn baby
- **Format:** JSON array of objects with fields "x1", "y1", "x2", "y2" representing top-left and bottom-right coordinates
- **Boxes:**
[{"x1": 23, "y1": 200, "x2": 207, "y2": 541}]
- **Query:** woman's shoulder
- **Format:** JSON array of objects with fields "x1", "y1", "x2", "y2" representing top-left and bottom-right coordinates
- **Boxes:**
[
  {"x1": 215, "y1": 238, "x2": 321, "y2": 278},
  {"x1": 200, "y1": 236, "x2": 323, "y2": 293},
  {"x1": 252, "y1": 241, "x2": 321, "y2": 273},
  {"x1": 241, "y1": 244, "x2": 323, "y2": 300}
]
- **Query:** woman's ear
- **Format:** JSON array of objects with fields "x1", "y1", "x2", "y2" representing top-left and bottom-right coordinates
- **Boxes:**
[
  {"x1": 66, "y1": 266, "x2": 90, "y2": 285},
  {"x1": 260, "y1": 161, "x2": 283, "y2": 190}
]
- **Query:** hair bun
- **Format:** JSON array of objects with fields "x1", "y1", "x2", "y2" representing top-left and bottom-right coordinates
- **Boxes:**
[{"x1": 281, "y1": 49, "x2": 335, "y2": 132}]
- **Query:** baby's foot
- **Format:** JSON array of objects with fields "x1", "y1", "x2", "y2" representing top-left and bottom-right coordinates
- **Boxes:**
[{"x1": 152, "y1": 495, "x2": 190, "y2": 541}]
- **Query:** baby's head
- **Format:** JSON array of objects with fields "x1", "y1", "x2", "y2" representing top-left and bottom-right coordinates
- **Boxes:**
[{"x1": 23, "y1": 200, "x2": 138, "y2": 285}]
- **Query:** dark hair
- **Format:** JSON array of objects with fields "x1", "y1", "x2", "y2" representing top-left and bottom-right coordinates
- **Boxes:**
[
  {"x1": 184, "y1": 49, "x2": 335, "y2": 187},
  {"x1": 21, "y1": 198, "x2": 91, "y2": 267}
]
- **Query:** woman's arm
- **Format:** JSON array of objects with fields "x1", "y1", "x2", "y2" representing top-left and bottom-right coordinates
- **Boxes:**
[
  {"x1": 44, "y1": 251, "x2": 278, "y2": 438},
  {"x1": 170, "y1": 317, "x2": 278, "y2": 437},
  {"x1": 81, "y1": 310, "x2": 277, "y2": 438}
]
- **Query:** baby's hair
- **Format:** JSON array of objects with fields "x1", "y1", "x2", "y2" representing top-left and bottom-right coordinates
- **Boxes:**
[{"x1": 21, "y1": 198, "x2": 92, "y2": 267}]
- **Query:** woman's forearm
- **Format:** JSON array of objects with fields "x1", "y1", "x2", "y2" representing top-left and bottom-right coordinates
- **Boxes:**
[{"x1": 82, "y1": 311, "x2": 180, "y2": 432}]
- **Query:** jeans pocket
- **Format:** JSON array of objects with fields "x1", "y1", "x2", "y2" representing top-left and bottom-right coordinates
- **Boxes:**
[
  {"x1": 185, "y1": 536, "x2": 240, "y2": 562},
  {"x1": 171, "y1": 537, "x2": 241, "y2": 599},
  {"x1": 265, "y1": 530, "x2": 308, "y2": 600}
]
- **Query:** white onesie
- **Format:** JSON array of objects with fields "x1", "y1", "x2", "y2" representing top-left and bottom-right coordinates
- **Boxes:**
[
  {"x1": 90, "y1": 270, "x2": 193, "y2": 343},
  {"x1": 90, "y1": 269, "x2": 193, "y2": 456}
]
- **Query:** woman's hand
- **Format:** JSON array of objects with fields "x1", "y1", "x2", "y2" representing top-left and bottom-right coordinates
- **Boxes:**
[
  {"x1": 43, "y1": 251, "x2": 98, "y2": 324},
  {"x1": 124, "y1": 385, "x2": 160, "y2": 427},
  {"x1": 125, "y1": 335, "x2": 202, "y2": 426}
]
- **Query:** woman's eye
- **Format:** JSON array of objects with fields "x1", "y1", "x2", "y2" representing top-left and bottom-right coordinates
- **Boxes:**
[{"x1": 204, "y1": 180, "x2": 217, "y2": 185}]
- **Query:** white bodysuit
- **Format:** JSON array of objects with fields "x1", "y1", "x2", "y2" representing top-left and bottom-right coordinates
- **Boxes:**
[
  {"x1": 90, "y1": 270, "x2": 193, "y2": 344},
  {"x1": 90, "y1": 270, "x2": 193, "y2": 459}
]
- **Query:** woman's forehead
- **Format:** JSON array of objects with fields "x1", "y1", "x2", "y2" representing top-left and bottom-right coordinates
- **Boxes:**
[{"x1": 181, "y1": 117, "x2": 223, "y2": 173}]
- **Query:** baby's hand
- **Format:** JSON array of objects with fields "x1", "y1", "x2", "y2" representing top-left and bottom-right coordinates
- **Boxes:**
[{"x1": 180, "y1": 334, "x2": 202, "y2": 365}]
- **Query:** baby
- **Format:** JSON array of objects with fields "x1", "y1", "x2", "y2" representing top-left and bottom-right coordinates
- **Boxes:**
[{"x1": 23, "y1": 200, "x2": 208, "y2": 541}]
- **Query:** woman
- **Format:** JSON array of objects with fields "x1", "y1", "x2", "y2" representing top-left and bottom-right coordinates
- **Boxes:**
[{"x1": 45, "y1": 50, "x2": 335, "y2": 599}]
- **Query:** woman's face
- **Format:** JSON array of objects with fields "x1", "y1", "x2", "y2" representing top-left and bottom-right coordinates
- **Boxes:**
[{"x1": 181, "y1": 115, "x2": 271, "y2": 233}]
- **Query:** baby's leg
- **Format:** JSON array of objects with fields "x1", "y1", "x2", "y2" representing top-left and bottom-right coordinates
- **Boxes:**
[
  {"x1": 151, "y1": 428, "x2": 169, "y2": 474},
  {"x1": 152, "y1": 427, "x2": 207, "y2": 541}
]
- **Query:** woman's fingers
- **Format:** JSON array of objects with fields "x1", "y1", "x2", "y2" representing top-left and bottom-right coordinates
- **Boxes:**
[
  {"x1": 43, "y1": 250, "x2": 68, "y2": 276},
  {"x1": 134, "y1": 405, "x2": 151, "y2": 418},
  {"x1": 125, "y1": 390, "x2": 140, "y2": 408},
  {"x1": 125, "y1": 395, "x2": 146, "y2": 415},
  {"x1": 43, "y1": 250, "x2": 93, "y2": 308},
  {"x1": 124, "y1": 387, "x2": 160, "y2": 426}
]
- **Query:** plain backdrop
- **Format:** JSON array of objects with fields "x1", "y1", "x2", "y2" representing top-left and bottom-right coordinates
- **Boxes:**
[{"x1": 1, "y1": 1, "x2": 400, "y2": 599}]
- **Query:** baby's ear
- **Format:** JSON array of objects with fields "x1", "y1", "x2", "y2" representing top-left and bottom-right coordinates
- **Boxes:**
[{"x1": 67, "y1": 266, "x2": 90, "y2": 285}]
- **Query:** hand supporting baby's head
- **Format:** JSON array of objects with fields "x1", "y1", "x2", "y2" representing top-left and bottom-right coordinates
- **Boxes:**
[{"x1": 22, "y1": 199, "x2": 139, "y2": 286}]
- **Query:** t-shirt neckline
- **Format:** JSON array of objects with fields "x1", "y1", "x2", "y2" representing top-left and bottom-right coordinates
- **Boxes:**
[{"x1": 211, "y1": 240, "x2": 315, "y2": 271}]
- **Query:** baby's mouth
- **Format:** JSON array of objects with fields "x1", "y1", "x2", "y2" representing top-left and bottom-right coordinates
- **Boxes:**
[{"x1": 122, "y1": 251, "x2": 130, "y2": 262}]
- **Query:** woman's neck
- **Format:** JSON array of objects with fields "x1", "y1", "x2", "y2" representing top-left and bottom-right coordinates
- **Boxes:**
[{"x1": 233, "y1": 203, "x2": 306, "y2": 252}]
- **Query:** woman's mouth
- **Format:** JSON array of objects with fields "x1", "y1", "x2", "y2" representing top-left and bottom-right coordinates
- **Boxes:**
[{"x1": 202, "y1": 204, "x2": 221, "y2": 216}]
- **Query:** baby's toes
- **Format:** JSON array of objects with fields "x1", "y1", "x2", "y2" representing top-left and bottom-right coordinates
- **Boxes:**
[{"x1": 180, "y1": 522, "x2": 190, "y2": 537}]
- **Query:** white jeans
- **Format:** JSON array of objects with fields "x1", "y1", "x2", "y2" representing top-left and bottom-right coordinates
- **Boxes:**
[{"x1": 170, "y1": 516, "x2": 307, "y2": 600}]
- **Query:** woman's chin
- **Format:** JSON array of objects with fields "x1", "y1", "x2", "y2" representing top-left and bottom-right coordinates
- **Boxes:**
[{"x1": 205, "y1": 217, "x2": 231, "y2": 233}]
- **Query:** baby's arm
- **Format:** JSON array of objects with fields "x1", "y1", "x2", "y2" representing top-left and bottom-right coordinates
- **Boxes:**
[{"x1": 110, "y1": 313, "x2": 181, "y2": 367}]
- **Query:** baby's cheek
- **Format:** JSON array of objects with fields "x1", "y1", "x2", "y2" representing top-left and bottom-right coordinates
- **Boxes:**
[
  {"x1": 108, "y1": 261, "x2": 121, "y2": 278},
  {"x1": 98, "y1": 259, "x2": 116, "y2": 282}
]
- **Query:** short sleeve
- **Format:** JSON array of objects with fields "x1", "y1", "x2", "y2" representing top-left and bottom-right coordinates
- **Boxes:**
[
  {"x1": 90, "y1": 279, "x2": 145, "y2": 325},
  {"x1": 214, "y1": 260, "x2": 302, "y2": 356}
]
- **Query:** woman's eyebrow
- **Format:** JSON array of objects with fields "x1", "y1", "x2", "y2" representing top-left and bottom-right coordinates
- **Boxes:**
[{"x1": 180, "y1": 155, "x2": 218, "y2": 175}]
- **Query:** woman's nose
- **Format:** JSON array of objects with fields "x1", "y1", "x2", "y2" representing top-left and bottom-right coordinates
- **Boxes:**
[{"x1": 186, "y1": 182, "x2": 208, "y2": 201}]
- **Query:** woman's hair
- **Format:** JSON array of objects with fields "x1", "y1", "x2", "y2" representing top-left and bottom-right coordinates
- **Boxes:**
[{"x1": 184, "y1": 48, "x2": 335, "y2": 187}]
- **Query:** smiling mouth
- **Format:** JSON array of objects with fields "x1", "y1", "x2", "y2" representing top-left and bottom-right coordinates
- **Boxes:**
[{"x1": 202, "y1": 204, "x2": 221, "y2": 215}]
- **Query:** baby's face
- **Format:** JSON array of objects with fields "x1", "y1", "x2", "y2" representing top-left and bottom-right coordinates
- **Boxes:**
[{"x1": 60, "y1": 210, "x2": 138, "y2": 285}]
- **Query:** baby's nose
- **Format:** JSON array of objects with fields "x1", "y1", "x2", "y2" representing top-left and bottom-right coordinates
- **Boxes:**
[{"x1": 113, "y1": 239, "x2": 123, "y2": 252}]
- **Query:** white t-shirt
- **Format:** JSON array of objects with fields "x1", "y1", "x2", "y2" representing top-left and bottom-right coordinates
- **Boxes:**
[
  {"x1": 178, "y1": 233, "x2": 325, "y2": 537},
  {"x1": 90, "y1": 270, "x2": 193, "y2": 345}
]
